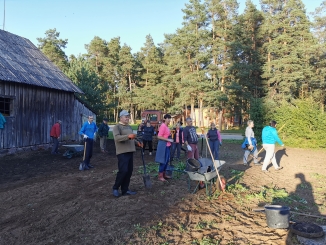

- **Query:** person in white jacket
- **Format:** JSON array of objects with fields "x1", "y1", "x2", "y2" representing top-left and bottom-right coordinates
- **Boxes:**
[{"x1": 243, "y1": 120, "x2": 260, "y2": 166}]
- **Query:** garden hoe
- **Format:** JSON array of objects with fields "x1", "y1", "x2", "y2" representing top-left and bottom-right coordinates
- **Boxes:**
[{"x1": 141, "y1": 148, "x2": 152, "y2": 188}]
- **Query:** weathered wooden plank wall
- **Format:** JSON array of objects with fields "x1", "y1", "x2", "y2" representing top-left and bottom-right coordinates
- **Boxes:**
[{"x1": 0, "y1": 81, "x2": 96, "y2": 149}]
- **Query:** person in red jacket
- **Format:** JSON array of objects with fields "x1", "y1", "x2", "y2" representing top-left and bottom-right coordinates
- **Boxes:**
[{"x1": 50, "y1": 120, "x2": 62, "y2": 154}]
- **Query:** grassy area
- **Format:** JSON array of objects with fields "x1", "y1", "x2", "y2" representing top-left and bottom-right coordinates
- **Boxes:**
[{"x1": 220, "y1": 129, "x2": 244, "y2": 134}]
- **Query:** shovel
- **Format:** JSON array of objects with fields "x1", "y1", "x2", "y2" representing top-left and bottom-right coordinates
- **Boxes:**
[
  {"x1": 141, "y1": 148, "x2": 152, "y2": 188},
  {"x1": 79, "y1": 140, "x2": 87, "y2": 170}
]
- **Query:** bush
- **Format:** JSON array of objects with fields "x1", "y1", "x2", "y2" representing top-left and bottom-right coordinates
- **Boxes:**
[{"x1": 269, "y1": 99, "x2": 326, "y2": 148}]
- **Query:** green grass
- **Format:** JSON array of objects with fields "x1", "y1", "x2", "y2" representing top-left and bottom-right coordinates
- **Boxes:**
[{"x1": 220, "y1": 129, "x2": 244, "y2": 134}]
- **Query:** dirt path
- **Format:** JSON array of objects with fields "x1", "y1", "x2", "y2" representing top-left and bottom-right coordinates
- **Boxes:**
[{"x1": 0, "y1": 140, "x2": 325, "y2": 245}]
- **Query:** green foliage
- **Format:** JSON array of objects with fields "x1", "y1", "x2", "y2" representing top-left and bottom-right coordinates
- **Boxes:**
[
  {"x1": 37, "y1": 28, "x2": 68, "y2": 71},
  {"x1": 269, "y1": 99, "x2": 326, "y2": 148},
  {"x1": 37, "y1": 2, "x2": 326, "y2": 148},
  {"x1": 65, "y1": 57, "x2": 108, "y2": 114}
]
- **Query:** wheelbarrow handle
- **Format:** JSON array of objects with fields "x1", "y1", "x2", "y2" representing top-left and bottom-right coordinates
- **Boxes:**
[{"x1": 252, "y1": 209, "x2": 265, "y2": 212}]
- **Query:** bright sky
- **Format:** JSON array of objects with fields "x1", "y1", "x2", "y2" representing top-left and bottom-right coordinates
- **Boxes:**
[{"x1": 1, "y1": 0, "x2": 323, "y2": 57}]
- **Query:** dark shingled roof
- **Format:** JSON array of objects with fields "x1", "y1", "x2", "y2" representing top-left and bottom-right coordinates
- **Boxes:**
[{"x1": 0, "y1": 29, "x2": 83, "y2": 93}]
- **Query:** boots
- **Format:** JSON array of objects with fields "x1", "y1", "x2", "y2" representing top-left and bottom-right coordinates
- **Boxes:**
[
  {"x1": 163, "y1": 171, "x2": 172, "y2": 179},
  {"x1": 158, "y1": 172, "x2": 166, "y2": 182}
]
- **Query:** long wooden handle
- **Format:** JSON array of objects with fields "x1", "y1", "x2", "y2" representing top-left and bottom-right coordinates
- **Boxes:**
[
  {"x1": 291, "y1": 211, "x2": 326, "y2": 219},
  {"x1": 204, "y1": 133, "x2": 225, "y2": 192},
  {"x1": 83, "y1": 140, "x2": 86, "y2": 161}
]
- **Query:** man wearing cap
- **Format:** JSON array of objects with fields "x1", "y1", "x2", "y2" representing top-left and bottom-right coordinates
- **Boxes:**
[
  {"x1": 79, "y1": 115, "x2": 98, "y2": 170},
  {"x1": 112, "y1": 110, "x2": 142, "y2": 197},
  {"x1": 50, "y1": 120, "x2": 62, "y2": 154},
  {"x1": 98, "y1": 118, "x2": 110, "y2": 153}
]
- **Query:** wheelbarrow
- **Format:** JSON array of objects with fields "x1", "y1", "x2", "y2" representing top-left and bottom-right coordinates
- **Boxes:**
[
  {"x1": 62, "y1": 144, "x2": 84, "y2": 159},
  {"x1": 185, "y1": 158, "x2": 226, "y2": 196}
]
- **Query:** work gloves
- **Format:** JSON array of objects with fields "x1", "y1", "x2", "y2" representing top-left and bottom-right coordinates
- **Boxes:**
[
  {"x1": 219, "y1": 142, "x2": 222, "y2": 146},
  {"x1": 187, "y1": 145, "x2": 192, "y2": 152},
  {"x1": 128, "y1": 134, "x2": 136, "y2": 139},
  {"x1": 167, "y1": 139, "x2": 174, "y2": 143},
  {"x1": 83, "y1": 135, "x2": 88, "y2": 139}
]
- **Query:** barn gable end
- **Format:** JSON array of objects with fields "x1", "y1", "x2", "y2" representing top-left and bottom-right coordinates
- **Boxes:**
[{"x1": 0, "y1": 30, "x2": 95, "y2": 155}]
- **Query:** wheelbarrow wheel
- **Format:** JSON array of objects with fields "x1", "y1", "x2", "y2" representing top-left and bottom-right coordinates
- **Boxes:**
[{"x1": 65, "y1": 150, "x2": 74, "y2": 159}]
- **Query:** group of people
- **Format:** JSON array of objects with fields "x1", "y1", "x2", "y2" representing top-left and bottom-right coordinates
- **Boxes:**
[
  {"x1": 50, "y1": 110, "x2": 284, "y2": 198},
  {"x1": 243, "y1": 120, "x2": 284, "y2": 172}
]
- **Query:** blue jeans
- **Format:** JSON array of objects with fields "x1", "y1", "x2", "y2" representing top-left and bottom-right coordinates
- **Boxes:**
[
  {"x1": 171, "y1": 143, "x2": 181, "y2": 160},
  {"x1": 159, "y1": 146, "x2": 171, "y2": 173},
  {"x1": 209, "y1": 140, "x2": 220, "y2": 160}
]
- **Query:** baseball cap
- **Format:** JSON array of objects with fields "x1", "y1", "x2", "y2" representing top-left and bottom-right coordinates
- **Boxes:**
[{"x1": 119, "y1": 110, "x2": 130, "y2": 117}]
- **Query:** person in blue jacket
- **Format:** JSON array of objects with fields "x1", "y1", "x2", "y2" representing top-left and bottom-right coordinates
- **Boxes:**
[
  {"x1": 79, "y1": 115, "x2": 98, "y2": 170},
  {"x1": 262, "y1": 120, "x2": 284, "y2": 172}
]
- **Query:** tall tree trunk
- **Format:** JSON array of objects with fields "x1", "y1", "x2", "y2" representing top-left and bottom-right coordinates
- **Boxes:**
[
  {"x1": 128, "y1": 74, "x2": 134, "y2": 124},
  {"x1": 199, "y1": 98, "x2": 203, "y2": 128},
  {"x1": 191, "y1": 98, "x2": 195, "y2": 126}
]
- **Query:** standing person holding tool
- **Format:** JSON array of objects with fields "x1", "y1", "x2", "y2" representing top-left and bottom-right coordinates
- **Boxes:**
[
  {"x1": 112, "y1": 110, "x2": 142, "y2": 197},
  {"x1": 261, "y1": 120, "x2": 284, "y2": 172},
  {"x1": 183, "y1": 117, "x2": 199, "y2": 160},
  {"x1": 206, "y1": 122, "x2": 222, "y2": 161},
  {"x1": 142, "y1": 121, "x2": 155, "y2": 155},
  {"x1": 98, "y1": 118, "x2": 110, "y2": 153},
  {"x1": 243, "y1": 120, "x2": 260, "y2": 166},
  {"x1": 50, "y1": 120, "x2": 62, "y2": 155},
  {"x1": 155, "y1": 114, "x2": 173, "y2": 181},
  {"x1": 79, "y1": 115, "x2": 98, "y2": 170}
]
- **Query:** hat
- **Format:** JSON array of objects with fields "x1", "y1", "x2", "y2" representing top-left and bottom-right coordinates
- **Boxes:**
[
  {"x1": 103, "y1": 118, "x2": 108, "y2": 121},
  {"x1": 119, "y1": 110, "x2": 130, "y2": 117}
]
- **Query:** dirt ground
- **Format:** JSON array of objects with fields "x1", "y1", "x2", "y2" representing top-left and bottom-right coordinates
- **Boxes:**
[{"x1": 0, "y1": 139, "x2": 325, "y2": 245}]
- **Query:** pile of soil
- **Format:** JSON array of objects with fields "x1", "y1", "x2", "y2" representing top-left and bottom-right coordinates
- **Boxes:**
[{"x1": 0, "y1": 140, "x2": 325, "y2": 245}]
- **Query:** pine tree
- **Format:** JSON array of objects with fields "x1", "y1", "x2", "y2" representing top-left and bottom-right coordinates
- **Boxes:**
[
  {"x1": 84, "y1": 36, "x2": 108, "y2": 76},
  {"x1": 134, "y1": 35, "x2": 164, "y2": 112},
  {"x1": 117, "y1": 45, "x2": 137, "y2": 123},
  {"x1": 37, "y1": 28, "x2": 68, "y2": 71},
  {"x1": 260, "y1": 0, "x2": 316, "y2": 102},
  {"x1": 66, "y1": 57, "x2": 107, "y2": 114},
  {"x1": 228, "y1": 0, "x2": 264, "y2": 125},
  {"x1": 104, "y1": 37, "x2": 122, "y2": 121},
  {"x1": 311, "y1": 1, "x2": 326, "y2": 110},
  {"x1": 206, "y1": 0, "x2": 239, "y2": 129}
]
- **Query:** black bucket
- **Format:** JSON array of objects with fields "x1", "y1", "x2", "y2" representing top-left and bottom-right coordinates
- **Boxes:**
[
  {"x1": 264, "y1": 205, "x2": 290, "y2": 229},
  {"x1": 186, "y1": 158, "x2": 201, "y2": 172}
]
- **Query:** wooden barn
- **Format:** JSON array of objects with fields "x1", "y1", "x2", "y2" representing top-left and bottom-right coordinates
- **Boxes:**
[{"x1": 0, "y1": 30, "x2": 95, "y2": 155}]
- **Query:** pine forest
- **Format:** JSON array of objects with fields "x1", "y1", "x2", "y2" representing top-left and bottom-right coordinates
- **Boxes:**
[{"x1": 37, "y1": 0, "x2": 326, "y2": 147}]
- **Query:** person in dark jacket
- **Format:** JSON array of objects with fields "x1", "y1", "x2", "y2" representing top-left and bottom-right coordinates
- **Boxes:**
[
  {"x1": 183, "y1": 117, "x2": 199, "y2": 160},
  {"x1": 50, "y1": 120, "x2": 62, "y2": 154},
  {"x1": 98, "y1": 118, "x2": 110, "y2": 153},
  {"x1": 142, "y1": 121, "x2": 155, "y2": 155},
  {"x1": 207, "y1": 122, "x2": 222, "y2": 160},
  {"x1": 170, "y1": 123, "x2": 183, "y2": 161}
]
